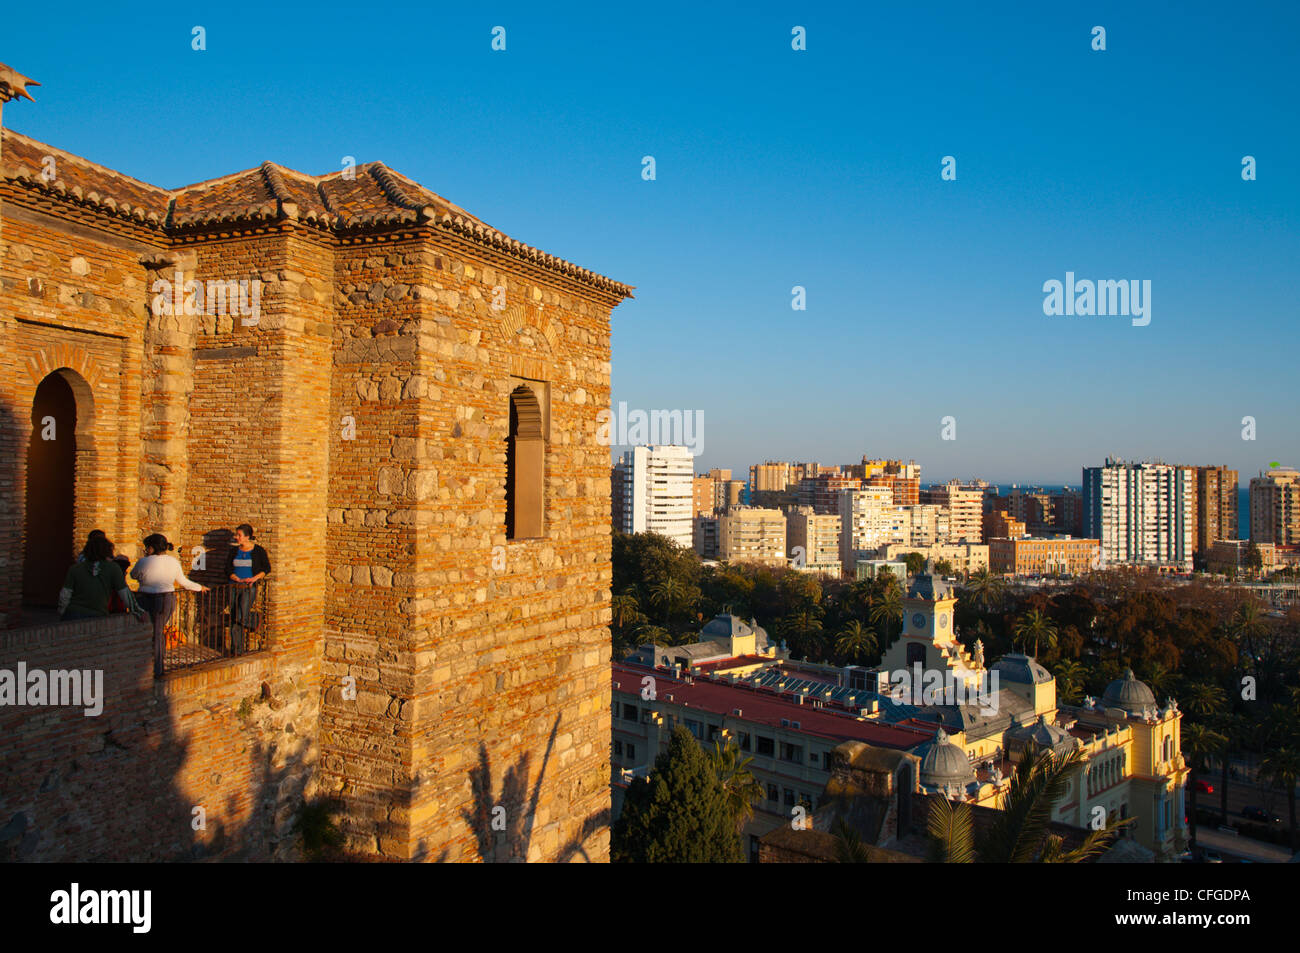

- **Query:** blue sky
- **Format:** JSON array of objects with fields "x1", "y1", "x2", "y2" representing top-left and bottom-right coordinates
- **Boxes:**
[{"x1": 5, "y1": 1, "x2": 1296, "y2": 484}]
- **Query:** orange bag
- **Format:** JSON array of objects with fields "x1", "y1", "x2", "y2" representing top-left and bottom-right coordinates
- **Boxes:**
[{"x1": 164, "y1": 618, "x2": 182, "y2": 650}]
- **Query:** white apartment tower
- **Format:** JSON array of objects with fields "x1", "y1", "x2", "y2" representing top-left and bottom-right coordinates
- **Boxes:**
[
  {"x1": 839, "y1": 485, "x2": 896, "y2": 574},
  {"x1": 1083, "y1": 458, "x2": 1194, "y2": 571},
  {"x1": 615, "y1": 445, "x2": 694, "y2": 547}
]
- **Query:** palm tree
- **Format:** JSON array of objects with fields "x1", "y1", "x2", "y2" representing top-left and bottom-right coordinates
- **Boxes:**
[
  {"x1": 611, "y1": 592, "x2": 643, "y2": 630},
  {"x1": 708, "y1": 739, "x2": 764, "y2": 834},
  {"x1": 1181, "y1": 682, "x2": 1226, "y2": 721},
  {"x1": 1181, "y1": 722, "x2": 1226, "y2": 855},
  {"x1": 1259, "y1": 747, "x2": 1300, "y2": 850},
  {"x1": 834, "y1": 619, "x2": 877, "y2": 665},
  {"x1": 1142, "y1": 663, "x2": 1174, "y2": 699},
  {"x1": 870, "y1": 581, "x2": 903, "y2": 649},
  {"x1": 926, "y1": 794, "x2": 976, "y2": 863},
  {"x1": 832, "y1": 816, "x2": 876, "y2": 863},
  {"x1": 784, "y1": 605, "x2": 825, "y2": 660},
  {"x1": 634, "y1": 623, "x2": 671, "y2": 647},
  {"x1": 963, "y1": 567, "x2": 1005, "y2": 613},
  {"x1": 927, "y1": 746, "x2": 1130, "y2": 862},
  {"x1": 1211, "y1": 712, "x2": 1243, "y2": 825},
  {"x1": 1012, "y1": 608, "x2": 1058, "y2": 658},
  {"x1": 1227, "y1": 598, "x2": 1268, "y2": 661},
  {"x1": 648, "y1": 575, "x2": 684, "y2": 626},
  {"x1": 1052, "y1": 660, "x2": 1087, "y2": 704}
]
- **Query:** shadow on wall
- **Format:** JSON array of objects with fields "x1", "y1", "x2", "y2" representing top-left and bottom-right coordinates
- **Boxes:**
[
  {"x1": 454, "y1": 714, "x2": 610, "y2": 863},
  {"x1": 298, "y1": 712, "x2": 610, "y2": 863}
]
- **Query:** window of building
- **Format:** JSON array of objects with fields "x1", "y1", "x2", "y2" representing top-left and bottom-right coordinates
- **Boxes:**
[
  {"x1": 707, "y1": 723, "x2": 720, "y2": 742},
  {"x1": 756, "y1": 736, "x2": 775, "y2": 757},
  {"x1": 737, "y1": 731, "x2": 751, "y2": 752},
  {"x1": 783, "y1": 788, "x2": 796, "y2": 807},
  {"x1": 767, "y1": 783, "x2": 779, "y2": 803},
  {"x1": 626, "y1": 744, "x2": 635, "y2": 760},
  {"x1": 613, "y1": 740, "x2": 623, "y2": 756},
  {"x1": 506, "y1": 385, "x2": 545, "y2": 539},
  {"x1": 685, "y1": 719, "x2": 702, "y2": 740},
  {"x1": 622, "y1": 703, "x2": 638, "y2": 721},
  {"x1": 779, "y1": 742, "x2": 804, "y2": 764}
]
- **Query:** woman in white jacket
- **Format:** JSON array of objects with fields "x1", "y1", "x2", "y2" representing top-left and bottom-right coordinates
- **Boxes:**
[{"x1": 131, "y1": 533, "x2": 207, "y2": 676}]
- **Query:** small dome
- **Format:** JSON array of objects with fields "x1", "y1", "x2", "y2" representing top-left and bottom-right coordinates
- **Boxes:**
[
  {"x1": 918, "y1": 728, "x2": 976, "y2": 789},
  {"x1": 1010, "y1": 714, "x2": 1074, "y2": 754},
  {"x1": 991, "y1": 653, "x2": 1053, "y2": 685},
  {"x1": 1102, "y1": 669, "x2": 1157, "y2": 715}
]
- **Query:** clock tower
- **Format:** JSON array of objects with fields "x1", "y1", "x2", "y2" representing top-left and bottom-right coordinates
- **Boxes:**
[{"x1": 879, "y1": 561, "x2": 984, "y2": 695}]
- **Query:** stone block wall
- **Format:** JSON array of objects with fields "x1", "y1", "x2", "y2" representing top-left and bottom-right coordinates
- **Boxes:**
[
  {"x1": 0, "y1": 614, "x2": 315, "y2": 861},
  {"x1": 1, "y1": 121, "x2": 627, "y2": 862}
]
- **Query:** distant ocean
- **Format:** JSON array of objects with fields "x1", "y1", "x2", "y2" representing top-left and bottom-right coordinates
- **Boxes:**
[{"x1": 994, "y1": 485, "x2": 1252, "y2": 539}]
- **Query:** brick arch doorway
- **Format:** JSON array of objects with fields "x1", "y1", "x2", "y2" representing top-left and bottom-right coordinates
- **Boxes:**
[{"x1": 22, "y1": 368, "x2": 95, "y2": 608}]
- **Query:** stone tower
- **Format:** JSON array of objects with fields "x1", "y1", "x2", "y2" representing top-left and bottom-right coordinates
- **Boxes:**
[{"x1": 0, "y1": 62, "x2": 630, "y2": 862}]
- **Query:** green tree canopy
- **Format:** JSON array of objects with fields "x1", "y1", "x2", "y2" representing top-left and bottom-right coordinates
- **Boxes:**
[{"x1": 612, "y1": 725, "x2": 745, "y2": 863}]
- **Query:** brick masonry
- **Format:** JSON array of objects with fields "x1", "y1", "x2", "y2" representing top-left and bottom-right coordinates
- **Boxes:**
[{"x1": 0, "y1": 74, "x2": 629, "y2": 862}]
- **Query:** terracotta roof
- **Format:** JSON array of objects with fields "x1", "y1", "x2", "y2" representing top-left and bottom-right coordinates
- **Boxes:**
[
  {"x1": 0, "y1": 127, "x2": 632, "y2": 296},
  {"x1": 611, "y1": 662, "x2": 933, "y2": 751}
]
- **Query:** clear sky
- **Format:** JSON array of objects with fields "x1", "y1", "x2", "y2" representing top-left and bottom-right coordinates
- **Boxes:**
[{"x1": 4, "y1": 1, "x2": 1296, "y2": 484}]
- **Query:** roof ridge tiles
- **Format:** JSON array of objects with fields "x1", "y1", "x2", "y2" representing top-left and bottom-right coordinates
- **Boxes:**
[
  {"x1": 368, "y1": 162, "x2": 420, "y2": 210},
  {"x1": 259, "y1": 161, "x2": 294, "y2": 205},
  {"x1": 1, "y1": 129, "x2": 633, "y2": 295}
]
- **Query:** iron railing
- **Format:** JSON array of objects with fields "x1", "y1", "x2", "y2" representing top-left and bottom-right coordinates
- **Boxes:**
[{"x1": 160, "y1": 581, "x2": 269, "y2": 674}]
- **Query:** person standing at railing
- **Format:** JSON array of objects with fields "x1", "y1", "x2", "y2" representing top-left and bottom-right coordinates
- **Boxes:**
[
  {"x1": 132, "y1": 533, "x2": 207, "y2": 676},
  {"x1": 226, "y1": 523, "x2": 271, "y2": 655},
  {"x1": 59, "y1": 534, "x2": 134, "y2": 621}
]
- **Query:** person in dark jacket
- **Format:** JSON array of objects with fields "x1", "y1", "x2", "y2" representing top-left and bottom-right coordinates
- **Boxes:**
[{"x1": 226, "y1": 523, "x2": 271, "y2": 655}]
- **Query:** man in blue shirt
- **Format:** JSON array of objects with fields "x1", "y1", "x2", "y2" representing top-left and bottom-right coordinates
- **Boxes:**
[{"x1": 226, "y1": 523, "x2": 271, "y2": 655}]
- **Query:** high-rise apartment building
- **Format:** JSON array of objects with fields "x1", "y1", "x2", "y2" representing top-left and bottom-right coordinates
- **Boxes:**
[
  {"x1": 921, "y1": 480, "x2": 984, "y2": 543},
  {"x1": 716, "y1": 479, "x2": 746, "y2": 512},
  {"x1": 983, "y1": 510, "x2": 1026, "y2": 541},
  {"x1": 800, "y1": 474, "x2": 863, "y2": 515},
  {"x1": 693, "y1": 515, "x2": 720, "y2": 560},
  {"x1": 1051, "y1": 488, "x2": 1084, "y2": 537},
  {"x1": 749, "y1": 462, "x2": 793, "y2": 493},
  {"x1": 1007, "y1": 486, "x2": 1054, "y2": 530},
  {"x1": 839, "y1": 486, "x2": 896, "y2": 573},
  {"x1": 615, "y1": 445, "x2": 694, "y2": 546},
  {"x1": 1250, "y1": 467, "x2": 1300, "y2": 546},
  {"x1": 886, "y1": 503, "x2": 950, "y2": 548},
  {"x1": 717, "y1": 506, "x2": 788, "y2": 567},
  {"x1": 1193, "y1": 465, "x2": 1238, "y2": 556},
  {"x1": 1083, "y1": 459, "x2": 1194, "y2": 571},
  {"x1": 692, "y1": 474, "x2": 716, "y2": 517},
  {"x1": 786, "y1": 506, "x2": 842, "y2": 575}
]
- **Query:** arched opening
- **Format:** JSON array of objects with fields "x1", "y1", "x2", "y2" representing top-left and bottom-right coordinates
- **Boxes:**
[
  {"x1": 506, "y1": 385, "x2": 544, "y2": 539},
  {"x1": 906, "y1": 641, "x2": 926, "y2": 667},
  {"x1": 22, "y1": 371, "x2": 80, "y2": 607}
]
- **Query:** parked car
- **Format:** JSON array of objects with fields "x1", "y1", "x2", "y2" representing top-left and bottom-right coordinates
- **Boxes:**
[
  {"x1": 1190, "y1": 779, "x2": 1214, "y2": 794},
  {"x1": 1243, "y1": 806, "x2": 1282, "y2": 824}
]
